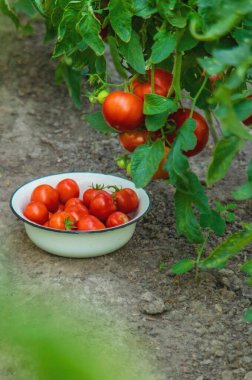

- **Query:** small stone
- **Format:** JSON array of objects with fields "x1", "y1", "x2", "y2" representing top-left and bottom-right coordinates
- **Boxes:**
[
  {"x1": 215, "y1": 304, "x2": 223, "y2": 313},
  {"x1": 196, "y1": 376, "x2": 204, "y2": 380},
  {"x1": 215, "y1": 350, "x2": 225, "y2": 357},
  {"x1": 221, "y1": 370, "x2": 234, "y2": 380},
  {"x1": 202, "y1": 359, "x2": 212, "y2": 365},
  {"x1": 244, "y1": 372, "x2": 252, "y2": 380},
  {"x1": 139, "y1": 292, "x2": 166, "y2": 315}
]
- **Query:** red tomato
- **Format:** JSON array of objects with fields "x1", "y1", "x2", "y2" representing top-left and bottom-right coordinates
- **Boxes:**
[
  {"x1": 48, "y1": 211, "x2": 76, "y2": 230},
  {"x1": 167, "y1": 109, "x2": 209, "y2": 157},
  {"x1": 89, "y1": 193, "x2": 116, "y2": 222},
  {"x1": 147, "y1": 68, "x2": 173, "y2": 96},
  {"x1": 83, "y1": 188, "x2": 109, "y2": 207},
  {"x1": 65, "y1": 198, "x2": 84, "y2": 208},
  {"x1": 65, "y1": 205, "x2": 89, "y2": 222},
  {"x1": 106, "y1": 211, "x2": 130, "y2": 228},
  {"x1": 57, "y1": 203, "x2": 65, "y2": 211},
  {"x1": 153, "y1": 146, "x2": 170, "y2": 180},
  {"x1": 23, "y1": 201, "x2": 49, "y2": 225},
  {"x1": 133, "y1": 81, "x2": 167, "y2": 99},
  {"x1": 102, "y1": 91, "x2": 144, "y2": 132},
  {"x1": 31, "y1": 184, "x2": 59, "y2": 212},
  {"x1": 118, "y1": 130, "x2": 148, "y2": 152},
  {"x1": 115, "y1": 188, "x2": 139, "y2": 214},
  {"x1": 77, "y1": 215, "x2": 105, "y2": 231},
  {"x1": 43, "y1": 221, "x2": 49, "y2": 227},
  {"x1": 56, "y1": 179, "x2": 80, "y2": 204}
]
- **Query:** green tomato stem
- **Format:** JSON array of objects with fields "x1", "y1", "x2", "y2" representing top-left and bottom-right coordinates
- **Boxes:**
[
  {"x1": 190, "y1": 75, "x2": 208, "y2": 117},
  {"x1": 195, "y1": 231, "x2": 209, "y2": 283}
]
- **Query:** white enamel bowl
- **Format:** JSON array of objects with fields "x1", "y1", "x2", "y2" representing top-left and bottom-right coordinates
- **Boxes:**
[{"x1": 10, "y1": 172, "x2": 150, "y2": 258}]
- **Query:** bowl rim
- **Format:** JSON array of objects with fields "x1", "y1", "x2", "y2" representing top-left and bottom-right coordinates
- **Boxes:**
[{"x1": 9, "y1": 171, "x2": 150, "y2": 235}]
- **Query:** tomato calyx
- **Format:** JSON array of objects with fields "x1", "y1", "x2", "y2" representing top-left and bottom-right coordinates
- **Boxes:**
[
  {"x1": 64, "y1": 216, "x2": 76, "y2": 231},
  {"x1": 90, "y1": 183, "x2": 106, "y2": 190}
]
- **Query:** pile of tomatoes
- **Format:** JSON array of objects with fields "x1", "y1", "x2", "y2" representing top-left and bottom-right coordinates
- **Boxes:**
[
  {"x1": 102, "y1": 68, "x2": 210, "y2": 179},
  {"x1": 23, "y1": 178, "x2": 139, "y2": 231}
]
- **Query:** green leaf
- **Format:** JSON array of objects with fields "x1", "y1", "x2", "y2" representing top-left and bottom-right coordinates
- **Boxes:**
[
  {"x1": 175, "y1": 190, "x2": 204, "y2": 243},
  {"x1": 77, "y1": 13, "x2": 105, "y2": 56},
  {"x1": 200, "y1": 224, "x2": 252, "y2": 269},
  {"x1": 233, "y1": 160, "x2": 252, "y2": 200},
  {"x1": 109, "y1": 0, "x2": 133, "y2": 42},
  {"x1": 198, "y1": 57, "x2": 225, "y2": 75},
  {"x1": 14, "y1": 0, "x2": 36, "y2": 16},
  {"x1": 118, "y1": 31, "x2": 145, "y2": 74},
  {"x1": 0, "y1": 0, "x2": 20, "y2": 27},
  {"x1": 131, "y1": 140, "x2": 165, "y2": 188},
  {"x1": 85, "y1": 112, "x2": 117, "y2": 134},
  {"x1": 243, "y1": 308, "x2": 252, "y2": 322},
  {"x1": 133, "y1": 0, "x2": 157, "y2": 17},
  {"x1": 150, "y1": 30, "x2": 176, "y2": 64},
  {"x1": 171, "y1": 259, "x2": 196, "y2": 275},
  {"x1": 207, "y1": 136, "x2": 244, "y2": 186},
  {"x1": 144, "y1": 94, "x2": 177, "y2": 115},
  {"x1": 234, "y1": 98, "x2": 252, "y2": 121},
  {"x1": 200, "y1": 210, "x2": 226, "y2": 236},
  {"x1": 30, "y1": 0, "x2": 45, "y2": 16},
  {"x1": 55, "y1": 63, "x2": 82, "y2": 109},
  {"x1": 107, "y1": 36, "x2": 128, "y2": 79},
  {"x1": 177, "y1": 30, "x2": 198, "y2": 52},
  {"x1": 240, "y1": 260, "x2": 252, "y2": 276},
  {"x1": 145, "y1": 110, "x2": 170, "y2": 131}
]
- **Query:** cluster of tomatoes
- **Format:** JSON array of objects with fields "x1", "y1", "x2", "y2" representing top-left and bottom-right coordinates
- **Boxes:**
[
  {"x1": 23, "y1": 179, "x2": 139, "y2": 231},
  {"x1": 101, "y1": 68, "x2": 210, "y2": 179}
]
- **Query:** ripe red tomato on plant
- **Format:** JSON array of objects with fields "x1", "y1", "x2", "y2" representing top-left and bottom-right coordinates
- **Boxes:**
[
  {"x1": 48, "y1": 211, "x2": 76, "y2": 230},
  {"x1": 31, "y1": 184, "x2": 59, "y2": 212},
  {"x1": 56, "y1": 179, "x2": 80, "y2": 204},
  {"x1": 83, "y1": 188, "x2": 109, "y2": 207},
  {"x1": 23, "y1": 201, "x2": 49, "y2": 225},
  {"x1": 89, "y1": 192, "x2": 116, "y2": 221},
  {"x1": 153, "y1": 146, "x2": 170, "y2": 180},
  {"x1": 118, "y1": 130, "x2": 148, "y2": 152},
  {"x1": 115, "y1": 188, "x2": 139, "y2": 214},
  {"x1": 147, "y1": 68, "x2": 173, "y2": 96},
  {"x1": 167, "y1": 109, "x2": 209, "y2": 157},
  {"x1": 133, "y1": 81, "x2": 167, "y2": 99},
  {"x1": 102, "y1": 91, "x2": 144, "y2": 132},
  {"x1": 77, "y1": 215, "x2": 105, "y2": 231},
  {"x1": 106, "y1": 211, "x2": 130, "y2": 228}
]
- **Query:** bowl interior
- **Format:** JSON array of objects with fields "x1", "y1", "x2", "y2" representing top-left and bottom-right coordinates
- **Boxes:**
[{"x1": 10, "y1": 172, "x2": 150, "y2": 232}]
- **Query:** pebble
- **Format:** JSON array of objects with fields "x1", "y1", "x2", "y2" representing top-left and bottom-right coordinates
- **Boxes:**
[
  {"x1": 139, "y1": 291, "x2": 166, "y2": 315},
  {"x1": 215, "y1": 304, "x2": 223, "y2": 313},
  {"x1": 196, "y1": 376, "x2": 204, "y2": 380},
  {"x1": 221, "y1": 370, "x2": 234, "y2": 380},
  {"x1": 244, "y1": 372, "x2": 252, "y2": 380}
]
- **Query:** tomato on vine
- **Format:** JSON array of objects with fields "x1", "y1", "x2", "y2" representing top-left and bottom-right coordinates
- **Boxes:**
[
  {"x1": 167, "y1": 109, "x2": 209, "y2": 157},
  {"x1": 102, "y1": 91, "x2": 144, "y2": 131},
  {"x1": 153, "y1": 146, "x2": 170, "y2": 180}
]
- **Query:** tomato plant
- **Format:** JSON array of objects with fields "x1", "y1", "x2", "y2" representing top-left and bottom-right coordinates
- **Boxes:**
[{"x1": 3, "y1": 0, "x2": 252, "y2": 320}]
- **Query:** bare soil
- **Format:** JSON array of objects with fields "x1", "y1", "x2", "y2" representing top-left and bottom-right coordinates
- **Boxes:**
[{"x1": 0, "y1": 18, "x2": 252, "y2": 380}]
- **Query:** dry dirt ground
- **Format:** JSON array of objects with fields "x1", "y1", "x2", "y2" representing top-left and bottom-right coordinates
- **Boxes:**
[{"x1": 0, "y1": 17, "x2": 252, "y2": 380}]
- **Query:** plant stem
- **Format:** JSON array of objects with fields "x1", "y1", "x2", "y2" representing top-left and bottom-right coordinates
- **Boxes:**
[
  {"x1": 168, "y1": 51, "x2": 183, "y2": 100},
  {"x1": 195, "y1": 232, "x2": 209, "y2": 283},
  {"x1": 190, "y1": 75, "x2": 208, "y2": 117},
  {"x1": 204, "y1": 109, "x2": 219, "y2": 144}
]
